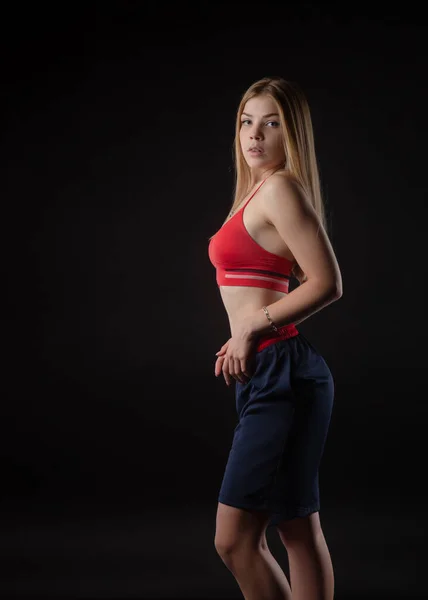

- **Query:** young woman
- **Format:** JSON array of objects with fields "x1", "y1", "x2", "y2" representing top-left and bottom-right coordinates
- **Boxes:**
[{"x1": 208, "y1": 76, "x2": 342, "y2": 600}]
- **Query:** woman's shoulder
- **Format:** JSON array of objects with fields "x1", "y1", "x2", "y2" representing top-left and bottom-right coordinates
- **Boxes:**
[{"x1": 265, "y1": 169, "x2": 306, "y2": 196}]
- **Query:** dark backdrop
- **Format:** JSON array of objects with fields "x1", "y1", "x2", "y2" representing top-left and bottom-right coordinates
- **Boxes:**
[{"x1": 2, "y1": 3, "x2": 427, "y2": 599}]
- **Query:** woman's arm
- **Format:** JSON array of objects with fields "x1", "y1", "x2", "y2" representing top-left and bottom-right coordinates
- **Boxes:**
[{"x1": 246, "y1": 174, "x2": 342, "y2": 337}]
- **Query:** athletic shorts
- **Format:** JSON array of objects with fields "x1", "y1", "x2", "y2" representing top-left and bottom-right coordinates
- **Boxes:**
[{"x1": 218, "y1": 331, "x2": 334, "y2": 527}]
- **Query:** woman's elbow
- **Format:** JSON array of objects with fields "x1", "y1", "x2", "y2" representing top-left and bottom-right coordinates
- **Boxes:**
[
  {"x1": 333, "y1": 279, "x2": 343, "y2": 299},
  {"x1": 309, "y1": 275, "x2": 342, "y2": 299}
]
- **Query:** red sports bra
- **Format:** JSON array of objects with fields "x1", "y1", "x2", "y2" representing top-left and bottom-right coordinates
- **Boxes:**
[{"x1": 208, "y1": 178, "x2": 295, "y2": 293}]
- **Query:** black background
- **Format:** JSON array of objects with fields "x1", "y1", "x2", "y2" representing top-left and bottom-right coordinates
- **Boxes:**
[{"x1": 1, "y1": 2, "x2": 427, "y2": 599}]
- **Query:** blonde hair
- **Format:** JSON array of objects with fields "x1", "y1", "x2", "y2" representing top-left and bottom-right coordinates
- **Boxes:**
[{"x1": 211, "y1": 76, "x2": 329, "y2": 285}]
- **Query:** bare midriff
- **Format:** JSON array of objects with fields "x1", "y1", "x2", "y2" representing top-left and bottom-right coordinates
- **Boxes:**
[{"x1": 219, "y1": 285, "x2": 299, "y2": 353}]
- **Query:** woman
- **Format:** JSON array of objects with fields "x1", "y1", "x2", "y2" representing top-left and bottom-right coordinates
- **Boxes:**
[{"x1": 208, "y1": 76, "x2": 342, "y2": 600}]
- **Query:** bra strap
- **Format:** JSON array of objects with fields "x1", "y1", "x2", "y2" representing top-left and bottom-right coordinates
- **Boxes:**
[{"x1": 243, "y1": 177, "x2": 267, "y2": 209}]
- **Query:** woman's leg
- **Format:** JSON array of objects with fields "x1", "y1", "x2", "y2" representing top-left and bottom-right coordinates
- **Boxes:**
[
  {"x1": 277, "y1": 511, "x2": 334, "y2": 600},
  {"x1": 272, "y1": 334, "x2": 335, "y2": 598},
  {"x1": 215, "y1": 502, "x2": 292, "y2": 600}
]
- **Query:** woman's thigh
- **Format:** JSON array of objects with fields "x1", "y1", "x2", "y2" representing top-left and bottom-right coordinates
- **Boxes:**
[
  {"x1": 288, "y1": 334, "x2": 335, "y2": 484},
  {"x1": 276, "y1": 511, "x2": 322, "y2": 546}
]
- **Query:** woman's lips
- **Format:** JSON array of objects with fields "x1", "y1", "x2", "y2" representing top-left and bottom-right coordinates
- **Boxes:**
[{"x1": 249, "y1": 148, "x2": 264, "y2": 155}]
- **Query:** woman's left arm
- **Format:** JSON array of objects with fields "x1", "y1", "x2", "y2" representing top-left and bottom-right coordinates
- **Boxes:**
[{"x1": 247, "y1": 175, "x2": 343, "y2": 338}]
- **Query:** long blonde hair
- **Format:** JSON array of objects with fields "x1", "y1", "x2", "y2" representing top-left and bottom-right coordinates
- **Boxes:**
[{"x1": 211, "y1": 76, "x2": 329, "y2": 284}]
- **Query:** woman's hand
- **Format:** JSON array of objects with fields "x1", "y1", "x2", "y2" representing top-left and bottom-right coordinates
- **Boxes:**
[
  {"x1": 215, "y1": 339, "x2": 231, "y2": 384},
  {"x1": 214, "y1": 334, "x2": 257, "y2": 386}
]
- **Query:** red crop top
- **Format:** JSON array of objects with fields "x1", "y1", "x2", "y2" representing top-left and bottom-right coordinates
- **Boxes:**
[{"x1": 208, "y1": 178, "x2": 295, "y2": 293}]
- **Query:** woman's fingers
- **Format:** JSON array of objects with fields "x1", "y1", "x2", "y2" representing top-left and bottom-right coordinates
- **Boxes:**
[
  {"x1": 215, "y1": 346, "x2": 228, "y2": 357},
  {"x1": 215, "y1": 355, "x2": 232, "y2": 386},
  {"x1": 214, "y1": 340, "x2": 251, "y2": 385},
  {"x1": 233, "y1": 358, "x2": 247, "y2": 384},
  {"x1": 215, "y1": 349, "x2": 252, "y2": 386},
  {"x1": 215, "y1": 339, "x2": 231, "y2": 357},
  {"x1": 215, "y1": 355, "x2": 224, "y2": 377},
  {"x1": 226, "y1": 358, "x2": 246, "y2": 384},
  {"x1": 222, "y1": 358, "x2": 233, "y2": 386}
]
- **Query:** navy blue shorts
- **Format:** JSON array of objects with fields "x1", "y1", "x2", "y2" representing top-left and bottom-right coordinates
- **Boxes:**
[{"x1": 218, "y1": 332, "x2": 334, "y2": 527}]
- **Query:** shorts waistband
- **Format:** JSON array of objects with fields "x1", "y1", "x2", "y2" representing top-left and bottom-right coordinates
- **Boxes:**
[{"x1": 256, "y1": 323, "x2": 300, "y2": 352}]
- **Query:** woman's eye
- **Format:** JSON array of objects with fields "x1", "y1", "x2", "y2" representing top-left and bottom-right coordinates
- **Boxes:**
[{"x1": 241, "y1": 120, "x2": 279, "y2": 127}]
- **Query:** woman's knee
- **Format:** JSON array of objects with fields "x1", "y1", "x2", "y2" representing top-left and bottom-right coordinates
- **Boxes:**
[{"x1": 214, "y1": 502, "x2": 269, "y2": 557}]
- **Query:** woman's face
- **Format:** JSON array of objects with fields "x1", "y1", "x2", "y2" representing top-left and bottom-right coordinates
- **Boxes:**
[{"x1": 239, "y1": 94, "x2": 286, "y2": 175}]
